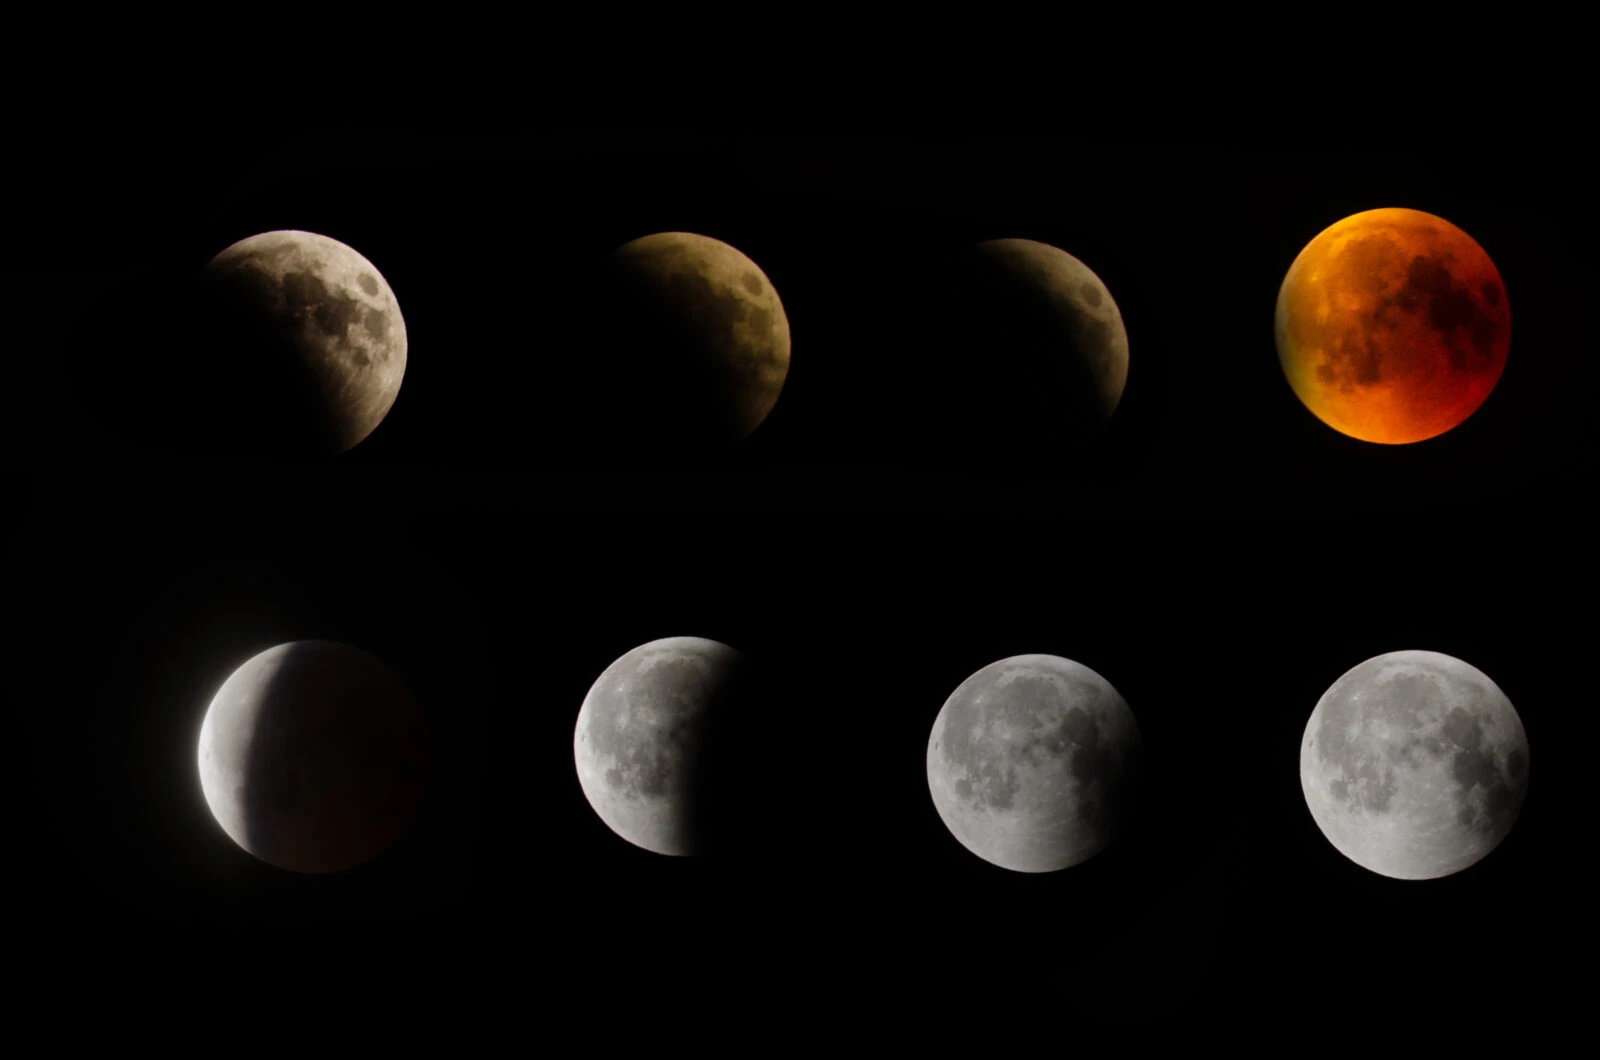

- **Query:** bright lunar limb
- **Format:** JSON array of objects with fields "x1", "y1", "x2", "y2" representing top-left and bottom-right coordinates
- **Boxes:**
[
  {"x1": 1300, "y1": 650, "x2": 1529, "y2": 880},
  {"x1": 573, "y1": 636, "x2": 746, "y2": 856},
  {"x1": 926, "y1": 655, "x2": 1142, "y2": 873},
  {"x1": 197, "y1": 640, "x2": 431, "y2": 874},
  {"x1": 1274, "y1": 208, "x2": 1508, "y2": 444},
  {"x1": 196, "y1": 230, "x2": 407, "y2": 454},
  {"x1": 607, "y1": 232, "x2": 791, "y2": 443}
]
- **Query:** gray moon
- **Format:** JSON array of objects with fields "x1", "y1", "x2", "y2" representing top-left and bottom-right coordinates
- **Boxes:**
[
  {"x1": 199, "y1": 230, "x2": 406, "y2": 453},
  {"x1": 926, "y1": 654, "x2": 1142, "y2": 873},
  {"x1": 969, "y1": 238, "x2": 1130, "y2": 430},
  {"x1": 572, "y1": 636, "x2": 745, "y2": 856},
  {"x1": 610, "y1": 232, "x2": 791, "y2": 439},
  {"x1": 196, "y1": 640, "x2": 431, "y2": 874},
  {"x1": 1300, "y1": 650, "x2": 1529, "y2": 880}
]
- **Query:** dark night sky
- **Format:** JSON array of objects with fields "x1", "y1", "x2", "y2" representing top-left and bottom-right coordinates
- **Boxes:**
[{"x1": 2, "y1": 115, "x2": 1594, "y2": 1030}]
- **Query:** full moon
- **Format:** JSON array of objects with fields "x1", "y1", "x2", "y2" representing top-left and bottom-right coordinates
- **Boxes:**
[
  {"x1": 1300, "y1": 650, "x2": 1529, "y2": 880},
  {"x1": 926, "y1": 655, "x2": 1142, "y2": 873},
  {"x1": 573, "y1": 636, "x2": 747, "y2": 856},
  {"x1": 964, "y1": 238, "x2": 1130, "y2": 433},
  {"x1": 197, "y1": 640, "x2": 431, "y2": 874},
  {"x1": 1275, "y1": 208, "x2": 1509, "y2": 444},
  {"x1": 194, "y1": 230, "x2": 407, "y2": 454},
  {"x1": 604, "y1": 232, "x2": 790, "y2": 444}
]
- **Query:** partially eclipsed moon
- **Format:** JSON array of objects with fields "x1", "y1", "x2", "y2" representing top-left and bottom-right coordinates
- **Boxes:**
[
  {"x1": 968, "y1": 238, "x2": 1130, "y2": 431},
  {"x1": 1299, "y1": 650, "x2": 1529, "y2": 880},
  {"x1": 197, "y1": 640, "x2": 431, "y2": 874},
  {"x1": 1275, "y1": 208, "x2": 1509, "y2": 444},
  {"x1": 572, "y1": 636, "x2": 746, "y2": 856},
  {"x1": 926, "y1": 655, "x2": 1142, "y2": 873},
  {"x1": 197, "y1": 230, "x2": 407, "y2": 454},
  {"x1": 607, "y1": 232, "x2": 791, "y2": 442}
]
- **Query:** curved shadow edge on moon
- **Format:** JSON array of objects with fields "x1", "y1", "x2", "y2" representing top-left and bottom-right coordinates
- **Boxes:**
[
  {"x1": 606, "y1": 232, "x2": 791, "y2": 443},
  {"x1": 1299, "y1": 649, "x2": 1529, "y2": 880},
  {"x1": 195, "y1": 230, "x2": 408, "y2": 454},
  {"x1": 572, "y1": 636, "x2": 746, "y2": 856},
  {"x1": 926, "y1": 654, "x2": 1142, "y2": 873},
  {"x1": 967, "y1": 237, "x2": 1131, "y2": 433},
  {"x1": 197, "y1": 640, "x2": 432, "y2": 873}
]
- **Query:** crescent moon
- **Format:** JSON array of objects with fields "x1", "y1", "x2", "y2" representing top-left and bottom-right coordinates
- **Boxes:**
[{"x1": 197, "y1": 640, "x2": 431, "y2": 873}]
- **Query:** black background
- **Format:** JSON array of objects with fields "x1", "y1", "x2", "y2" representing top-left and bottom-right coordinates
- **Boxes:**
[{"x1": 3, "y1": 115, "x2": 1593, "y2": 1029}]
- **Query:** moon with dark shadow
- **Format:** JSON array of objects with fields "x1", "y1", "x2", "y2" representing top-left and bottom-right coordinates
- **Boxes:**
[
  {"x1": 955, "y1": 238, "x2": 1130, "y2": 437},
  {"x1": 927, "y1": 655, "x2": 1142, "y2": 873},
  {"x1": 573, "y1": 636, "x2": 747, "y2": 856},
  {"x1": 1300, "y1": 650, "x2": 1529, "y2": 880},
  {"x1": 1275, "y1": 208, "x2": 1509, "y2": 444},
  {"x1": 197, "y1": 640, "x2": 431, "y2": 874},
  {"x1": 601, "y1": 232, "x2": 790, "y2": 446},
  {"x1": 190, "y1": 230, "x2": 407, "y2": 454}
]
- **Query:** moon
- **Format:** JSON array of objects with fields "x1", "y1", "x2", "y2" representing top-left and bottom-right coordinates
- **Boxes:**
[
  {"x1": 926, "y1": 655, "x2": 1142, "y2": 873},
  {"x1": 196, "y1": 640, "x2": 431, "y2": 873},
  {"x1": 194, "y1": 230, "x2": 407, "y2": 454},
  {"x1": 572, "y1": 636, "x2": 746, "y2": 856},
  {"x1": 1300, "y1": 650, "x2": 1529, "y2": 880},
  {"x1": 603, "y1": 232, "x2": 790, "y2": 444},
  {"x1": 1275, "y1": 208, "x2": 1509, "y2": 444},
  {"x1": 958, "y1": 238, "x2": 1130, "y2": 435}
]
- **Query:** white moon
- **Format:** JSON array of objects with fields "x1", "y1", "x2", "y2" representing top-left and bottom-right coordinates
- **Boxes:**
[
  {"x1": 200, "y1": 230, "x2": 407, "y2": 453},
  {"x1": 1299, "y1": 650, "x2": 1529, "y2": 880},
  {"x1": 572, "y1": 636, "x2": 745, "y2": 856},
  {"x1": 197, "y1": 640, "x2": 431, "y2": 874},
  {"x1": 926, "y1": 654, "x2": 1142, "y2": 873}
]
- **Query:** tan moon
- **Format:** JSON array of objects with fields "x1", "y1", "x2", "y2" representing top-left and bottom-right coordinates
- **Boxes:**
[
  {"x1": 969, "y1": 238, "x2": 1130, "y2": 431},
  {"x1": 610, "y1": 232, "x2": 791, "y2": 440}
]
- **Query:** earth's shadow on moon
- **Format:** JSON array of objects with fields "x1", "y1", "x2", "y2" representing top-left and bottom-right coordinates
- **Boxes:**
[
  {"x1": 543, "y1": 244, "x2": 784, "y2": 469},
  {"x1": 899, "y1": 239, "x2": 1144, "y2": 481},
  {"x1": 227, "y1": 641, "x2": 433, "y2": 875},
  {"x1": 167, "y1": 267, "x2": 349, "y2": 457},
  {"x1": 674, "y1": 654, "x2": 778, "y2": 860},
  {"x1": 587, "y1": 645, "x2": 813, "y2": 866},
  {"x1": 28, "y1": 504, "x2": 493, "y2": 922},
  {"x1": 63, "y1": 266, "x2": 377, "y2": 462}
]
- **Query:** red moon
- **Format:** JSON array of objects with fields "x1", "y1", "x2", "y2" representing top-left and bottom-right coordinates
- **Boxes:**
[{"x1": 1275, "y1": 208, "x2": 1509, "y2": 444}]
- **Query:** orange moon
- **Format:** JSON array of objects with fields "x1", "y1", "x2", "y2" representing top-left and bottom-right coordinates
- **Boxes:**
[{"x1": 1274, "y1": 208, "x2": 1509, "y2": 444}]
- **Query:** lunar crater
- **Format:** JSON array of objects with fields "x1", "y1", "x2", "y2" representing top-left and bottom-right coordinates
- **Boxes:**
[
  {"x1": 605, "y1": 232, "x2": 791, "y2": 443},
  {"x1": 192, "y1": 230, "x2": 407, "y2": 454}
]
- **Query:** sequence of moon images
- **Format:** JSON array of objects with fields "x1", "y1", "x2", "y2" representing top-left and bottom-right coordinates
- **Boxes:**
[
  {"x1": 184, "y1": 207, "x2": 1524, "y2": 882},
  {"x1": 199, "y1": 639, "x2": 1531, "y2": 881},
  {"x1": 174, "y1": 205, "x2": 1511, "y2": 454}
]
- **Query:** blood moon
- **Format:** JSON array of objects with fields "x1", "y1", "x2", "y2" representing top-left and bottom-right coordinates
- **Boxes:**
[{"x1": 1274, "y1": 208, "x2": 1509, "y2": 444}]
